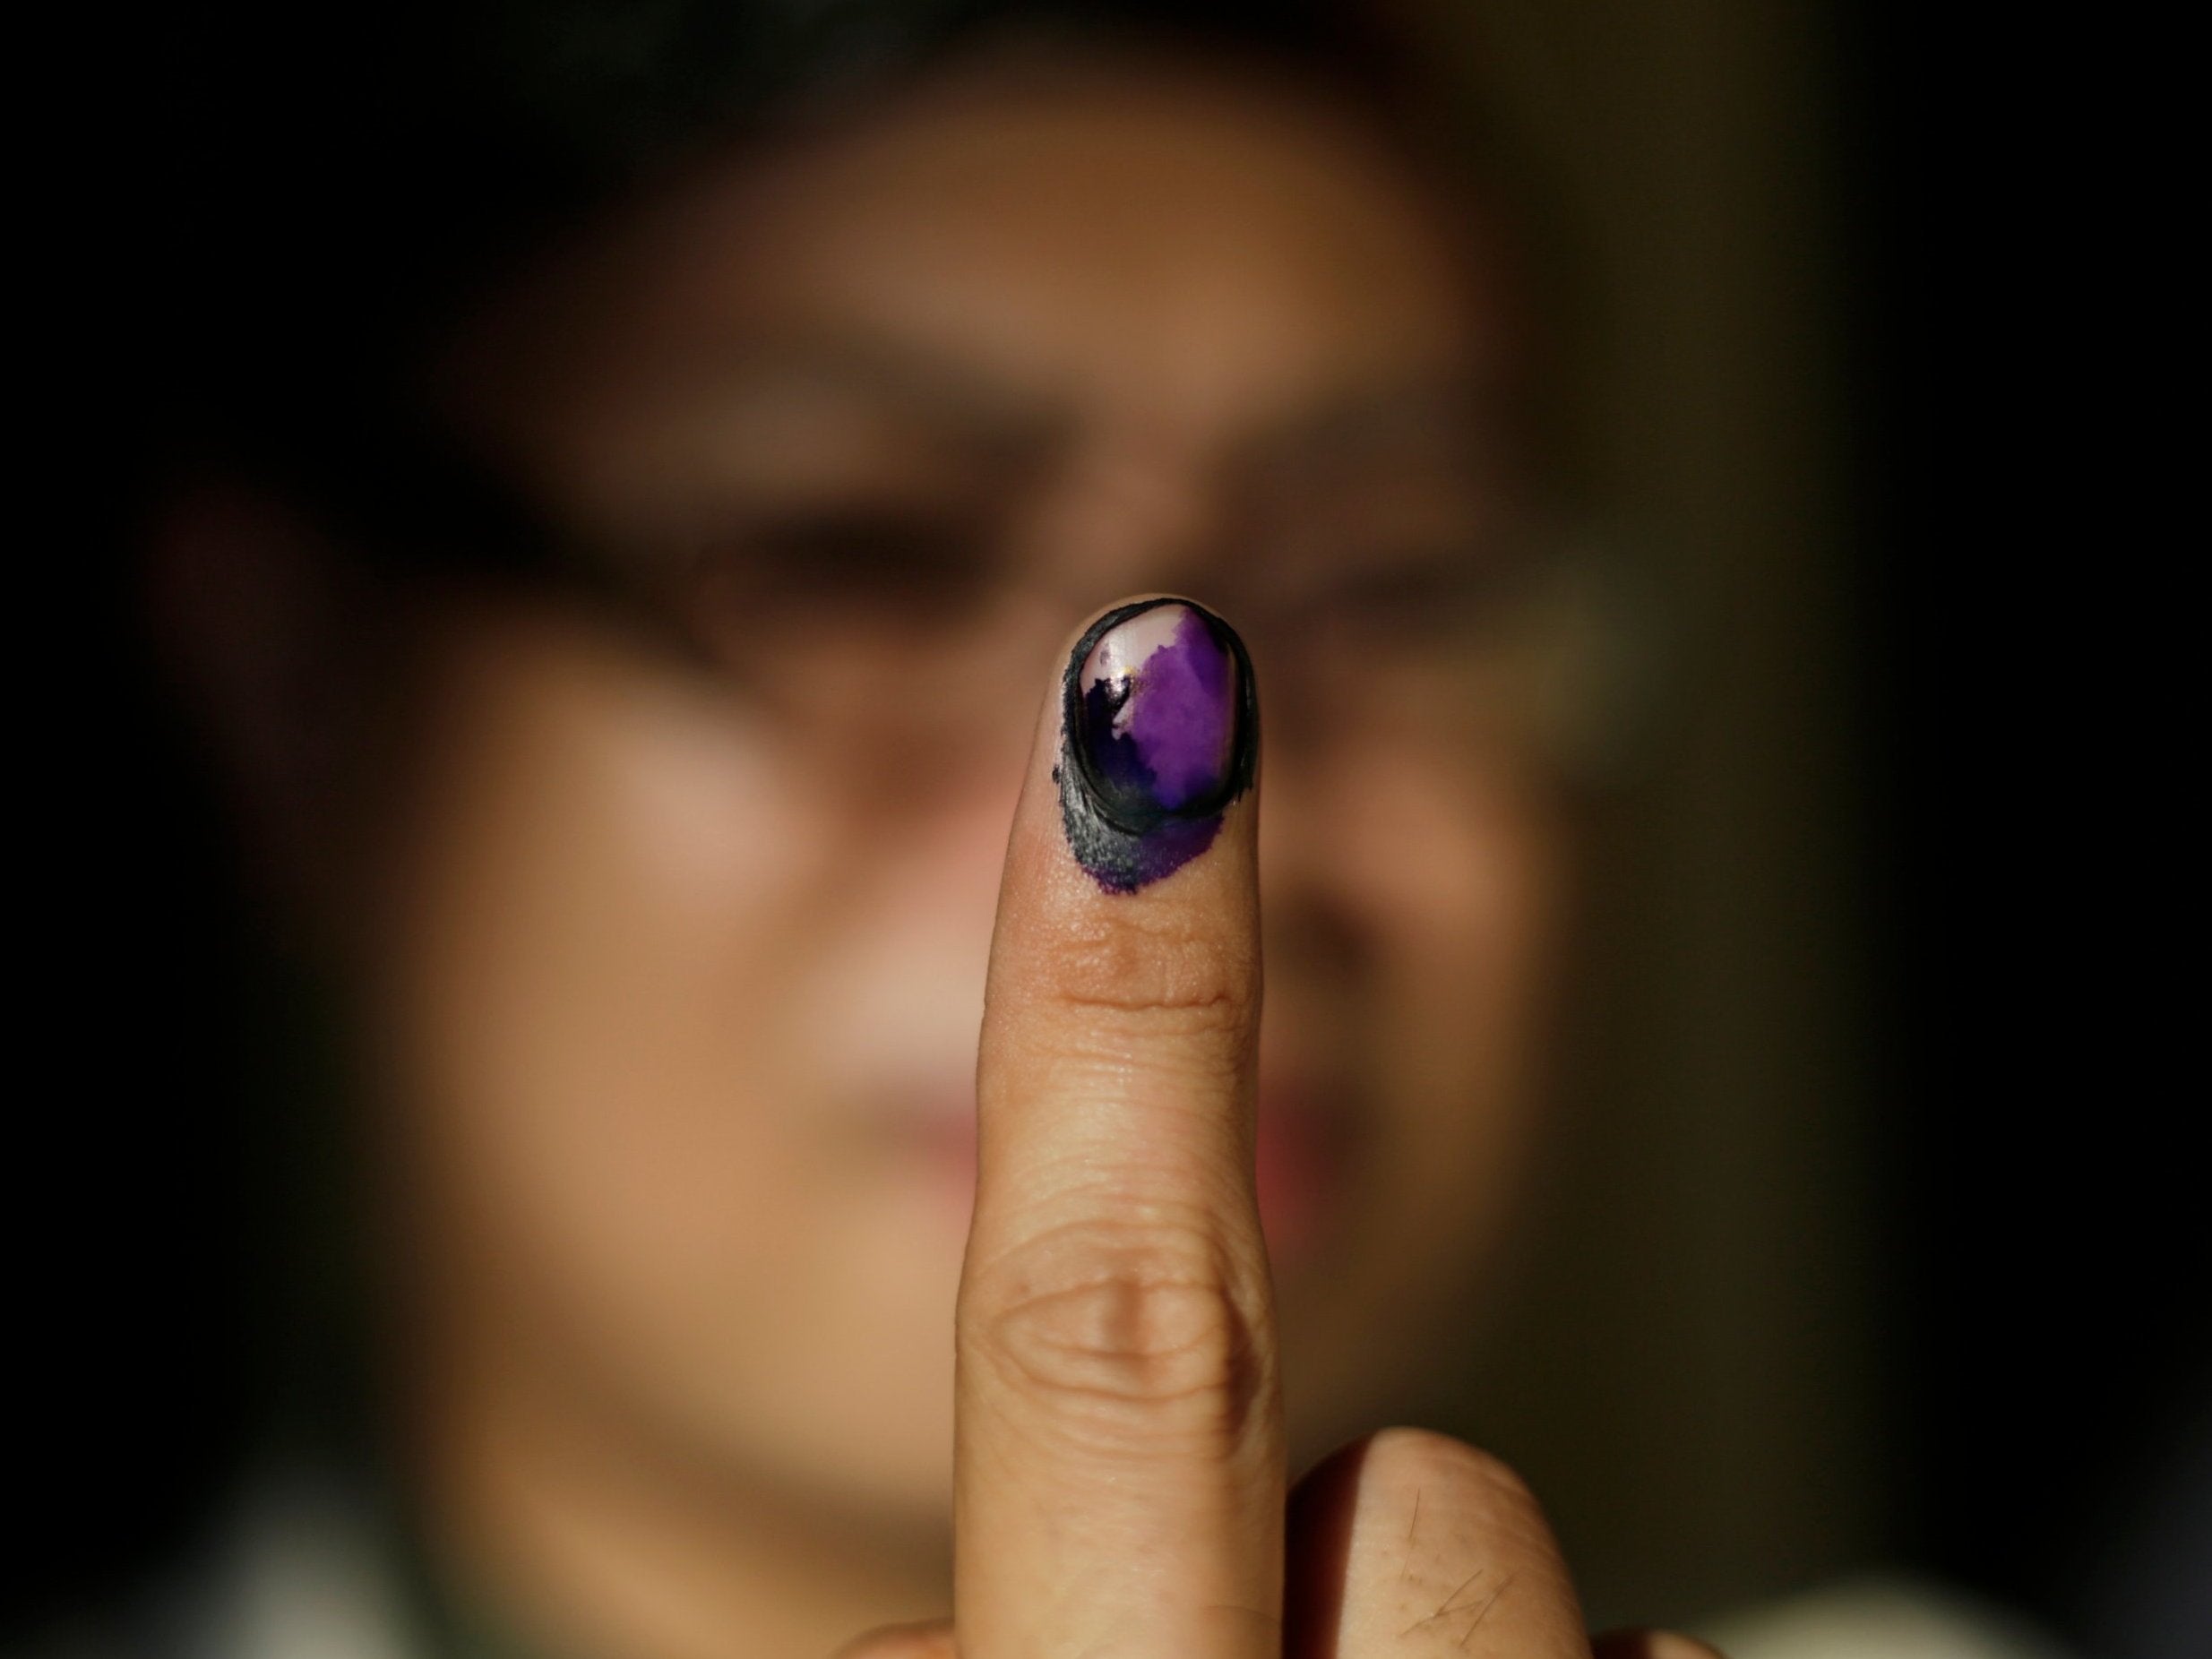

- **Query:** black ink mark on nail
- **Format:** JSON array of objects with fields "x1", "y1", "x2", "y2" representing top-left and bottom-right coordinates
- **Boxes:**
[{"x1": 1055, "y1": 597, "x2": 1256, "y2": 893}]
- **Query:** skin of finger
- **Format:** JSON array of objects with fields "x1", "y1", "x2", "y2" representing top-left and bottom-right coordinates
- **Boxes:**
[
  {"x1": 1285, "y1": 1429, "x2": 1589, "y2": 1659},
  {"x1": 1591, "y1": 1632, "x2": 1727, "y2": 1659},
  {"x1": 834, "y1": 1620, "x2": 960, "y2": 1659},
  {"x1": 954, "y1": 603, "x2": 1283, "y2": 1659}
]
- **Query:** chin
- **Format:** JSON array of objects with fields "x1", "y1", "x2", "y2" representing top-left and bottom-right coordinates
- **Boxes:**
[{"x1": 653, "y1": 1336, "x2": 960, "y2": 1531}]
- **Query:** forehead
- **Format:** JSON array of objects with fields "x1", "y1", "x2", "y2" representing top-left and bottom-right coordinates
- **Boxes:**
[{"x1": 460, "y1": 57, "x2": 1511, "y2": 456}]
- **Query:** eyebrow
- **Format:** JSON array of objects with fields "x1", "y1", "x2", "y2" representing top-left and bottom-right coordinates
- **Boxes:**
[
  {"x1": 665, "y1": 335, "x2": 1512, "y2": 477},
  {"x1": 684, "y1": 335, "x2": 1073, "y2": 462}
]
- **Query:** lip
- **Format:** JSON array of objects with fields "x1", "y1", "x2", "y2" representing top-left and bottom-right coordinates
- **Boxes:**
[
  {"x1": 855, "y1": 1079, "x2": 1354, "y2": 1267},
  {"x1": 1252, "y1": 1085, "x2": 1354, "y2": 1265}
]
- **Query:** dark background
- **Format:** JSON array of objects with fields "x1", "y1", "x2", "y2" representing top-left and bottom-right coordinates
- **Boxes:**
[
  {"x1": 1845, "y1": 4, "x2": 2201, "y2": 1649},
  {"x1": 13, "y1": 3, "x2": 2195, "y2": 1653}
]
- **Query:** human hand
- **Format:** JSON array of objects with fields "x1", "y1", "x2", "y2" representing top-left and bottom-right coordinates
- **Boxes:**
[{"x1": 843, "y1": 599, "x2": 1718, "y2": 1659}]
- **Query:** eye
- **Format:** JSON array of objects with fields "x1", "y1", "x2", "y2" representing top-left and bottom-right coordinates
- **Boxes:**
[
  {"x1": 1293, "y1": 547, "x2": 1535, "y2": 648},
  {"x1": 688, "y1": 506, "x2": 1001, "y2": 628}
]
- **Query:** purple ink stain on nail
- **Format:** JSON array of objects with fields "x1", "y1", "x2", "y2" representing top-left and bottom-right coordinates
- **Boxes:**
[{"x1": 1057, "y1": 599, "x2": 1254, "y2": 893}]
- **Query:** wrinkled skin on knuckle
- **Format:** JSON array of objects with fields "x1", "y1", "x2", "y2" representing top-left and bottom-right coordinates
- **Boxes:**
[
  {"x1": 1012, "y1": 1045, "x2": 1252, "y2": 1145},
  {"x1": 963, "y1": 1218, "x2": 1272, "y2": 1448},
  {"x1": 1031, "y1": 908, "x2": 1259, "y2": 1026}
]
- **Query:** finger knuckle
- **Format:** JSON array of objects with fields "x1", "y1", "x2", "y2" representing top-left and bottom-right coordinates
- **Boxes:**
[
  {"x1": 1044, "y1": 911, "x2": 1257, "y2": 1029},
  {"x1": 966, "y1": 1217, "x2": 1269, "y2": 1439}
]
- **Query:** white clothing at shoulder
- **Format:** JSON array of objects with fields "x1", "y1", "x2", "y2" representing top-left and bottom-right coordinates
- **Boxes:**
[{"x1": 1701, "y1": 1576, "x2": 2072, "y2": 1659}]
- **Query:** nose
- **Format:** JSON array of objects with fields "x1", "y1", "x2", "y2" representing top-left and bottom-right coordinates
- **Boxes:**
[
  {"x1": 1019, "y1": 426, "x2": 1222, "y2": 582},
  {"x1": 861, "y1": 730, "x2": 1028, "y2": 1030}
]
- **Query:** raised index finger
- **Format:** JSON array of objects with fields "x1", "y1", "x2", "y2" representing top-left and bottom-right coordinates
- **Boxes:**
[{"x1": 955, "y1": 597, "x2": 1280, "y2": 1659}]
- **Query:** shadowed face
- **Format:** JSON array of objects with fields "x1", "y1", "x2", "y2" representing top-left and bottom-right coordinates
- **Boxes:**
[{"x1": 379, "y1": 52, "x2": 1569, "y2": 1532}]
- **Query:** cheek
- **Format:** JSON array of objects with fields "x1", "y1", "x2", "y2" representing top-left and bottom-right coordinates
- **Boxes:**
[
  {"x1": 375, "y1": 616, "x2": 846, "y2": 1350},
  {"x1": 1307, "y1": 740, "x2": 1566, "y2": 1257},
  {"x1": 1267, "y1": 736, "x2": 1568, "y2": 1446}
]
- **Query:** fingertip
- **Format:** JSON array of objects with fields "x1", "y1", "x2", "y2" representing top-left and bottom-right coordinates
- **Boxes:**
[
  {"x1": 986, "y1": 593, "x2": 1264, "y2": 1058},
  {"x1": 1048, "y1": 595, "x2": 1258, "y2": 897}
]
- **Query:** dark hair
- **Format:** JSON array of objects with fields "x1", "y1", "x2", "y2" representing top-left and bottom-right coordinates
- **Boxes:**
[{"x1": 143, "y1": 1, "x2": 1441, "y2": 490}]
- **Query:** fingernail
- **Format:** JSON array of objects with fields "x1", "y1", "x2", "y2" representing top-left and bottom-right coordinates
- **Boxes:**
[{"x1": 1055, "y1": 598, "x2": 1256, "y2": 892}]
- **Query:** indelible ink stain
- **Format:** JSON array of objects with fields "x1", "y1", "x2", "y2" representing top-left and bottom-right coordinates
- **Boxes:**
[{"x1": 1054, "y1": 598, "x2": 1257, "y2": 893}]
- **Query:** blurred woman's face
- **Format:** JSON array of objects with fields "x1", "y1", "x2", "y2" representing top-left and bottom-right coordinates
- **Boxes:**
[{"x1": 378, "y1": 58, "x2": 1567, "y2": 1531}]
